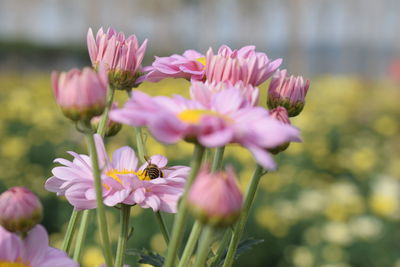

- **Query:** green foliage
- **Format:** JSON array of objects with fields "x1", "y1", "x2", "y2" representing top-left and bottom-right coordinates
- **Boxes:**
[{"x1": 126, "y1": 248, "x2": 164, "y2": 267}]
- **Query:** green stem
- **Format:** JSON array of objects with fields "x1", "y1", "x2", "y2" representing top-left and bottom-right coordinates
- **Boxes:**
[
  {"x1": 85, "y1": 134, "x2": 114, "y2": 267},
  {"x1": 69, "y1": 88, "x2": 115, "y2": 261},
  {"x1": 97, "y1": 86, "x2": 115, "y2": 137},
  {"x1": 154, "y1": 211, "x2": 170, "y2": 244},
  {"x1": 164, "y1": 144, "x2": 205, "y2": 267},
  {"x1": 178, "y1": 221, "x2": 202, "y2": 267},
  {"x1": 61, "y1": 209, "x2": 81, "y2": 254},
  {"x1": 222, "y1": 165, "x2": 265, "y2": 267},
  {"x1": 134, "y1": 127, "x2": 147, "y2": 162},
  {"x1": 211, "y1": 146, "x2": 225, "y2": 172},
  {"x1": 73, "y1": 210, "x2": 91, "y2": 261},
  {"x1": 209, "y1": 230, "x2": 231, "y2": 267},
  {"x1": 193, "y1": 225, "x2": 215, "y2": 267},
  {"x1": 115, "y1": 204, "x2": 131, "y2": 267}
]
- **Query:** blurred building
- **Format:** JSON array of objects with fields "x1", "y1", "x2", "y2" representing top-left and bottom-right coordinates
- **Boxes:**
[{"x1": 0, "y1": 0, "x2": 399, "y2": 76}]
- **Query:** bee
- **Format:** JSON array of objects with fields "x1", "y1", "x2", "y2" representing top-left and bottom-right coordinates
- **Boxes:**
[{"x1": 143, "y1": 156, "x2": 164, "y2": 179}]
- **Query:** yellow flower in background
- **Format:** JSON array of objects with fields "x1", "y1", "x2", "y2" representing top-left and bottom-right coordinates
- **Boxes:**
[{"x1": 82, "y1": 247, "x2": 104, "y2": 267}]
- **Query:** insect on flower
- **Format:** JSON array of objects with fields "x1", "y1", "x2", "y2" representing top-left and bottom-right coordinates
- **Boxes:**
[{"x1": 142, "y1": 155, "x2": 177, "y2": 179}]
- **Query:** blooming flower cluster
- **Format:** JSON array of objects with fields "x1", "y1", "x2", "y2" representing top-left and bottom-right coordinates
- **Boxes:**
[
  {"x1": 1, "y1": 25, "x2": 312, "y2": 267},
  {"x1": 110, "y1": 44, "x2": 305, "y2": 170},
  {"x1": 45, "y1": 134, "x2": 189, "y2": 212}
]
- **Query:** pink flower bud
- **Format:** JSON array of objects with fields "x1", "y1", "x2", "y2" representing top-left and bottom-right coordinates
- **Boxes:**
[
  {"x1": 268, "y1": 107, "x2": 291, "y2": 154},
  {"x1": 91, "y1": 102, "x2": 122, "y2": 137},
  {"x1": 188, "y1": 166, "x2": 243, "y2": 227},
  {"x1": 87, "y1": 27, "x2": 148, "y2": 90},
  {"x1": 267, "y1": 69, "x2": 310, "y2": 117},
  {"x1": 270, "y1": 107, "x2": 291, "y2": 125},
  {"x1": 52, "y1": 66, "x2": 108, "y2": 122},
  {"x1": 0, "y1": 187, "x2": 43, "y2": 233}
]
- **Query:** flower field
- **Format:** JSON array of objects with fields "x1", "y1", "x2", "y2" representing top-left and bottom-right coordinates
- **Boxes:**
[{"x1": 0, "y1": 73, "x2": 399, "y2": 267}]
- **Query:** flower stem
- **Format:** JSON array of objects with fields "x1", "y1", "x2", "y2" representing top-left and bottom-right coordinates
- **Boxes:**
[
  {"x1": 85, "y1": 133, "x2": 114, "y2": 267},
  {"x1": 115, "y1": 204, "x2": 131, "y2": 267},
  {"x1": 61, "y1": 209, "x2": 81, "y2": 254},
  {"x1": 211, "y1": 146, "x2": 225, "y2": 172},
  {"x1": 164, "y1": 143, "x2": 205, "y2": 267},
  {"x1": 62, "y1": 86, "x2": 114, "y2": 258},
  {"x1": 97, "y1": 86, "x2": 115, "y2": 137},
  {"x1": 209, "y1": 229, "x2": 231, "y2": 267},
  {"x1": 193, "y1": 225, "x2": 215, "y2": 267},
  {"x1": 178, "y1": 221, "x2": 202, "y2": 267},
  {"x1": 222, "y1": 165, "x2": 265, "y2": 267},
  {"x1": 73, "y1": 210, "x2": 91, "y2": 261},
  {"x1": 134, "y1": 127, "x2": 146, "y2": 163},
  {"x1": 154, "y1": 211, "x2": 170, "y2": 244}
]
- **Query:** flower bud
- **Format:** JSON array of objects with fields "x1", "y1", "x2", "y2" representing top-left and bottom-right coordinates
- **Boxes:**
[
  {"x1": 267, "y1": 69, "x2": 310, "y2": 117},
  {"x1": 87, "y1": 27, "x2": 148, "y2": 90},
  {"x1": 188, "y1": 166, "x2": 243, "y2": 227},
  {"x1": 0, "y1": 187, "x2": 43, "y2": 233},
  {"x1": 52, "y1": 66, "x2": 108, "y2": 122},
  {"x1": 91, "y1": 102, "x2": 122, "y2": 137},
  {"x1": 268, "y1": 107, "x2": 291, "y2": 154}
]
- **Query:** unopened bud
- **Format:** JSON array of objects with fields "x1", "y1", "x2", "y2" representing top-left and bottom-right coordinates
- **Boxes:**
[
  {"x1": 188, "y1": 166, "x2": 243, "y2": 227},
  {"x1": 267, "y1": 69, "x2": 310, "y2": 117},
  {"x1": 0, "y1": 187, "x2": 43, "y2": 233},
  {"x1": 268, "y1": 107, "x2": 291, "y2": 154},
  {"x1": 52, "y1": 66, "x2": 108, "y2": 122}
]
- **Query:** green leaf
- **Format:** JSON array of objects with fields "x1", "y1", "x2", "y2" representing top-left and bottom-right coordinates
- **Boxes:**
[
  {"x1": 217, "y1": 238, "x2": 264, "y2": 266},
  {"x1": 126, "y1": 248, "x2": 165, "y2": 267}
]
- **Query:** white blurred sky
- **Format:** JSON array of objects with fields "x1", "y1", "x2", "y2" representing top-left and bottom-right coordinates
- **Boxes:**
[{"x1": 0, "y1": 0, "x2": 399, "y2": 75}]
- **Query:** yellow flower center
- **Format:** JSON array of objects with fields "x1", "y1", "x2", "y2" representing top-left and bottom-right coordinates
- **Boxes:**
[
  {"x1": 0, "y1": 262, "x2": 29, "y2": 267},
  {"x1": 103, "y1": 168, "x2": 152, "y2": 189},
  {"x1": 196, "y1": 57, "x2": 206, "y2": 69},
  {"x1": 177, "y1": 109, "x2": 231, "y2": 124}
]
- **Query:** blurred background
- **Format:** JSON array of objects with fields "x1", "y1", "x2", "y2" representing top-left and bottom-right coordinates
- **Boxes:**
[{"x1": 0, "y1": 0, "x2": 399, "y2": 266}]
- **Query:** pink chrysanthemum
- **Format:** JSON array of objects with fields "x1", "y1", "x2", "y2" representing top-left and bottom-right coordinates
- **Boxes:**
[
  {"x1": 0, "y1": 187, "x2": 42, "y2": 233},
  {"x1": 0, "y1": 225, "x2": 78, "y2": 267},
  {"x1": 109, "y1": 88, "x2": 301, "y2": 169},
  {"x1": 205, "y1": 45, "x2": 282, "y2": 86},
  {"x1": 45, "y1": 135, "x2": 189, "y2": 212},
  {"x1": 142, "y1": 50, "x2": 205, "y2": 82},
  {"x1": 267, "y1": 69, "x2": 310, "y2": 117},
  {"x1": 87, "y1": 27, "x2": 148, "y2": 90},
  {"x1": 52, "y1": 65, "x2": 108, "y2": 121},
  {"x1": 188, "y1": 166, "x2": 243, "y2": 226},
  {"x1": 190, "y1": 80, "x2": 259, "y2": 108}
]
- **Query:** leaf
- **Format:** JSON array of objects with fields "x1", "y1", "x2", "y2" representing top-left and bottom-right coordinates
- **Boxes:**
[
  {"x1": 126, "y1": 248, "x2": 165, "y2": 267},
  {"x1": 217, "y1": 238, "x2": 264, "y2": 266}
]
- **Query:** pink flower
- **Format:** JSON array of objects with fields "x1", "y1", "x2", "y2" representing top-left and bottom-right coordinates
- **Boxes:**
[
  {"x1": 52, "y1": 66, "x2": 108, "y2": 121},
  {"x1": 45, "y1": 135, "x2": 189, "y2": 212},
  {"x1": 0, "y1": 187, "x2": 43, "y2": 233},
  {"x1": 0, "y1": 225, "x2": 78, "y2": 267},
  {"x1": 143, "y1": 49, "x2": 205, "y2": 83},
  {"x1": 109, "y1": 88, "x2": 301, "y2": 169},
  {"x1": 188, "y1": 166, "x2": 243, "y2": 226},
  {"x1": 267, "y1": 69, "x2": 310, "y2": 117},
  {"x1": 269, "y1": 107, "x2": 291, "y2": 125},
  {"x1": 268, "y1": 107, "x2": 291, "y2": 154},
  {"x1": 87, "y1": 27, "x2": 148, "y2": 90},
  {"x1": 190, "y1": 80, "x2": 259, "y2": 108},
  {"x1": 205, "y1": 45, "x2": 282, "y2": 86}
]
